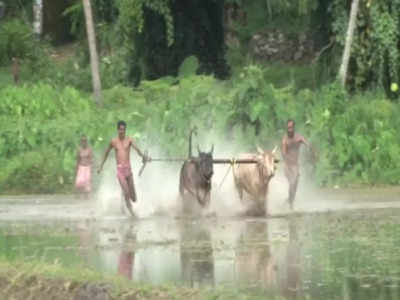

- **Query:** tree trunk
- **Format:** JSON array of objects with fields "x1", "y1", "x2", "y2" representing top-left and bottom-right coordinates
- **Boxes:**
[
  {"x1": 33, "y1": 0, "x2": 43, "y2": 36},
  {"x1": 82, "y1": 0, "x2": 103, "y2": 105},
  {"x1": 338, "y1": 0, "x2": 360, "y2": 87}
]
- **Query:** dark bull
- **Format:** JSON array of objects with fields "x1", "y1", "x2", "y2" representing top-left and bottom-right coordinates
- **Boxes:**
[{"x1": 179, "y1": 144, "x2": 214, "y2": 207}]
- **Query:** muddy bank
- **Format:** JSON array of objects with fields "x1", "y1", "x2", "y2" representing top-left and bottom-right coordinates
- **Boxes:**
[{"x1": 0, "y1": 272, "x2": 201, "y2": 300}]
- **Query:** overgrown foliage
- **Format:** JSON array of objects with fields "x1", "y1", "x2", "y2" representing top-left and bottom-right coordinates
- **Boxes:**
[
  {"x1": 3, "y1": 0, "x2": 400, "y2": 192},
  {"x1": 1, "y1": 64, "x2": 400, "y2": 193},
  {"x1": 0, "y1": 18, "x2": 48, "y2": 66},
  {"x1": 329, "y1": 0, "x2": 400, "y2": 94}
]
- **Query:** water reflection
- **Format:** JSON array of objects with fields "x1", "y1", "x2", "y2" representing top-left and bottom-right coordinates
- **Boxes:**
[
  {"x1": 94, "y1": 220, "x2": 136, "y2": 279},
  {"x1": 180, "y1": 222, "x2": 214, "y2": 288},
  {"x1": 86, "y1": 217, "x2": 302, "y2": 296},
  {"x1": 285, "y1": 217, "x2": 302, "y2": 299},
  {"x1": 235, "y1": 220, "x2": 275, "y2": 288},
  {"x1": 7, "y1": 210, "x2": 400, "y2": 300},
  {"x1": 234, "y1": 217, "x2": 302, "y2": 299},
  {"x1": 118, "y1": 225, "x2": 136, "y2": 280}
]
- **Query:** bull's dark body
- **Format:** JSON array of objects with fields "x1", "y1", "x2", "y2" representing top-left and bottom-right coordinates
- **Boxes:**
[
  {"x1": 179, "y1": 157, "x2": 212, "y2": 207},
  {"x1": 179, "y1": 128, "x2": 214, "y2": 207}
]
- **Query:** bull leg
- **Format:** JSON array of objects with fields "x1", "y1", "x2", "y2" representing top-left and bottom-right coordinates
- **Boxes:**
[
  {"x1": 204, "y1": 190, "x2": 211, "y2": 208},
  {"x1": 196, "y1": 189, "x2": 203, "y2": 207},
  {"x1": 238, "y1": 187, "x2": 244, "y2": 202},
  {"x1": 234, "y1": 183, "x2": 244, "y2": 203},
  {"x1": 179, "y1": 168, "x2": 185, "y2": 198}
]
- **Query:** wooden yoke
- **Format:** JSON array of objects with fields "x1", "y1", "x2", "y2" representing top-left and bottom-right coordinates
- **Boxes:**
[
  {"x1": 138, "y1": 155, "x2": 258, "y2": 177},
  {"x1": 212, "y1": 158, "x2": 257, "y2": 164}
]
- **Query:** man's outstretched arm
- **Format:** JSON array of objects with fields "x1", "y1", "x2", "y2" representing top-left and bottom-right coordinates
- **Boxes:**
[
  {"x1": 131, "y1": 139, "x2": 151, "y2": 161},
  {"x1": 300, "y1": 135, "x2": 313, "y2": 149}
]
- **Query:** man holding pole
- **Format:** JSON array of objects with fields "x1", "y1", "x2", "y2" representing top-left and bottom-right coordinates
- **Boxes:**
[{"x1": 98, "y1": 120, "x2": 151, "y2": 216}]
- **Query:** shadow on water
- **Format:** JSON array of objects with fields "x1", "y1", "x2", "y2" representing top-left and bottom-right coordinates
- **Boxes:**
[{"x1": 2, "y1": 208, "x2": 400, "y2": 299}]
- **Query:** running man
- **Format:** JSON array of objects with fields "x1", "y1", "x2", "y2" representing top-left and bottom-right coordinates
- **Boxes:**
[
  {"x1": 98, "y1": 120, "x2": 150, "y2": 216},
  {"x1": 281, "y1": 120, "x2": 310, "y2": 210},
  {"x1": 75, "y1": 135, "x2": 93, "y2": 199}
]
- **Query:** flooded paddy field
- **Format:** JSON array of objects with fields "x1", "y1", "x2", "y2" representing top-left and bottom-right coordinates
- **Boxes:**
[{"x1": 1, "y1": 190, "x2": 400, "y2": 299}]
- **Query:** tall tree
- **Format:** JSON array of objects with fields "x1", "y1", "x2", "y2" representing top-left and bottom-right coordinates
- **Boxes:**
[
  {"x1": 82, "y1": 0, "x2": 102, "y2": 105},
  {"x1": 33, "y1": 0, "x2": 43, "y2": 36},
  {"x1": 338, "y1": 0, "x2": 360, "y2": 87}
]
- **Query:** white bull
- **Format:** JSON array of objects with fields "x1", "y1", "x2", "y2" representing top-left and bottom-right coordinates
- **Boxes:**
[{"x1": 233, "y1": 146, "x2": 279, "y2": 216}]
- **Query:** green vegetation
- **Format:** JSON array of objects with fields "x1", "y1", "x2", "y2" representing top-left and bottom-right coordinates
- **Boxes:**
[
  {"x1": 1, "y1": 0, "x2": 400, "y2": 192},
  {"x1": 0, "y1": 261, "x2": 282, "y2": 300},
  {"x1": 1, "y1": 68, "x2": 400, "y2": 193}
]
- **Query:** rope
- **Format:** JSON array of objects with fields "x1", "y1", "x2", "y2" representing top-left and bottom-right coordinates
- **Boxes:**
[{"x1": 218, "y1": 158, "x2": 236, "y2": 189}]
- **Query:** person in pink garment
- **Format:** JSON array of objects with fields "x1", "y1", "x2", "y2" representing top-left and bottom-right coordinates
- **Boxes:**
[
  {"x1": 75, "y1": 135, "x2": 93, "y2": 199},
  {"x1": 97, "y1": 120, "x2": 150, "y2": 216}
]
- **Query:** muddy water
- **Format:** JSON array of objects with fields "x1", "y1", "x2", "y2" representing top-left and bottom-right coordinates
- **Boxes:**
[{"x1": 1, "y1": 195, "x2": 400, "y2": 299}]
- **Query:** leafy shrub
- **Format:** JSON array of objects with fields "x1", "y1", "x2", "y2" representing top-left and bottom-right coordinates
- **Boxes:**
[
  {"x1": 0, "y1": 18, "x2": 49, "y2": 66},
  {"x1": 2, "y1": 65, "x2": 400, "y2": 193},
  {"x1": 178, "y1": 56, "x2": 199, "y2": 77}
]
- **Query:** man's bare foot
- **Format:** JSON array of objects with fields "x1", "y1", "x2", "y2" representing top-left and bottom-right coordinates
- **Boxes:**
[{"x1": 126, "y1": 202, "x2": 135, "y2": 217}]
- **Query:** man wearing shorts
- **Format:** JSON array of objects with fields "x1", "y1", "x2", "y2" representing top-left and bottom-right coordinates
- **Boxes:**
[
  {"x1": 98, "y1": 120, "x2": 150, "y2": 216},
  {"x1": 281, "y1": 119, "x2": 310, "y2": 210}
]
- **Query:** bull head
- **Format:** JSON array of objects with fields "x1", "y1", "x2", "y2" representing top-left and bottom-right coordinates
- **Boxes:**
[
  {"x1": 196, "y1": 144, "x2": 214, "y2": 183},
  {"x1": 198, "y1": 144, "x2": 214, "y2": 155},
  {"x1": 255, "y1": 145, "x2": 280, "y2": 182},
  {"x1": 272, "y1": 146, "x2": 280, "y2": 163}
]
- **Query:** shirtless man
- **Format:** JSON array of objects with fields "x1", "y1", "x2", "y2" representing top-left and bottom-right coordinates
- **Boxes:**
[
  {"x1": 98, "y1": 120, "x2": 150, "y2": 216},
  {"x1": 281, "y1": 120, "x2": 310, "y2": 210},
  {"x1": 75, "y1": 135, "x2": 93, "y2": 199}
]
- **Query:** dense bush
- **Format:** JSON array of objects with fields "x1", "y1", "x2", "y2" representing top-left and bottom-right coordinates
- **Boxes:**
[
  {"x1": 1, "y1": 65, "x2": 400, "y2": 193},
  {"x1": 0, "y1": 18, "x2": 49, "y2": 66}
]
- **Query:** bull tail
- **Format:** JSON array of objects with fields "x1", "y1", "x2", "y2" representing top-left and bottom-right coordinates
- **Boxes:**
[{"x1": 188, "y1": 126, "x2": 197, "y2": 159}]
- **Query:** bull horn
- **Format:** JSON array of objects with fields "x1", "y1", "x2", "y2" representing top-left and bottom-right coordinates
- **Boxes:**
[
  {"x1": 272, "y1": 146, "x2": 278, "y2": 154},
  {"x1": 210, "y1": 144, "x2": 214, "y2": 154},
  {"x1": 256, "y1": 145, "x2": 264, "y2": 154}
]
